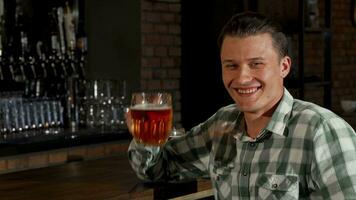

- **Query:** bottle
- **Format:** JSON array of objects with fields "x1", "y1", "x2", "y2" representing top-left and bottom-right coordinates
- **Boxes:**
[
  {"x1": 0, "y1": 48, "x2": 14, "y2": 81},
  {"x1": 34, "y1": 42, "x2": 46, "y2": 79},
  {"x1": 18, "y1": 31, "x2": 36, "y2": 80},
  {"x1": 63, "y1": 1, "x2": 76, "y2": 52},
  {"x1": 13, "y1": 11, "x2": 27, "y2": 82},
  {"x1": 64, "y1": 76, "x2": 79, "y2": 130}
]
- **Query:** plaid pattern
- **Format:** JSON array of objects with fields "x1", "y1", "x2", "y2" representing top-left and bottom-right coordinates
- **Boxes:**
[{"x1": 128, "y1": 88, "x2": 356, "y2": 199}]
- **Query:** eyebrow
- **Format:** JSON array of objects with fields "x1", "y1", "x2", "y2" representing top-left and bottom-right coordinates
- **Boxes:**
[
  {"x1": 221, "y1": 59, "x2": 235, "y2": 64},
  {"x1": 247, "y1": 57, "x2": 265, "y2": 61},
  {"x1": 222, "y1": 57, "x2": 265, "y2": 64}
]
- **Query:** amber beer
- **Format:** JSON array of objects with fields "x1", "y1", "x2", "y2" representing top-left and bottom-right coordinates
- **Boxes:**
[
  {"x1": 130, "y1": 93, "x2": 173, "y2": 146},
  {"x1": 131, "y1": 104, "x2": 173, "y2": 146}
]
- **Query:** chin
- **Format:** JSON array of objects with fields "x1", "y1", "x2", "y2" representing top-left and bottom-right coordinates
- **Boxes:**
[{"x1": 235, "y1": 102, "x2": 255, "y2": 112}]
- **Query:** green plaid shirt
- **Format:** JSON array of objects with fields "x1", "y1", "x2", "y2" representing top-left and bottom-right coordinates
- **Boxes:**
[{"x1": 128, "y1": 89, "x2": 356, "y2": 199}]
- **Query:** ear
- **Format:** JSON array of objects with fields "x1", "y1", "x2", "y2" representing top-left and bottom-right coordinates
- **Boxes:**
[{"x1": 280, "y1": 56, "x2": 291, "y2": 78}]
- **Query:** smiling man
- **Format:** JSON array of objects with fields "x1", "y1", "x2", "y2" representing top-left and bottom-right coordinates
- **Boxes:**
[
  {"x1": 221, "y1": 32, "x2": 291, "y2": 139},
  {"x1": 128, "y1": 12, "x2": 356, "y2": 199}
]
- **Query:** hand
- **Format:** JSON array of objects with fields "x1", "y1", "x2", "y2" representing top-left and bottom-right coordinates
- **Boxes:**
[{"x1": 125, "y1": 109, "x2": 134, "y2": 134}]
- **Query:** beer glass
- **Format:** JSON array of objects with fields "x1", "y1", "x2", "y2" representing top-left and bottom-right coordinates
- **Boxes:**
[{"x1": 130, "y1": 92, "x2": 173, "y2": 146}]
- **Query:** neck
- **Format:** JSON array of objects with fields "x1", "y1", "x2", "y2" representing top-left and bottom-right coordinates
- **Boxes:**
[
  {"x1": 244, "y1": 97, "x2": 282, "y2": 139},
  {"x1": 244, "y1": 113, "x2": 272, "y2": 139}
]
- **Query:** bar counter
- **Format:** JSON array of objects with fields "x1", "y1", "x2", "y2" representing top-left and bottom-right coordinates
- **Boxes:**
[
  {"x1": 0, "y1": 128, "x2": 131, "y2": 157},
  {"x1": 0, "y1": 152, "x2": 212, "y2": 200},
  {"x1": 0, "y1": 127, "x2": 133, "y2": 174}
]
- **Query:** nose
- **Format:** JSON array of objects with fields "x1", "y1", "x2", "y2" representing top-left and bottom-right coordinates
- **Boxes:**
[{"x1": 235, "y1": 65, "x2": 253, "y2": 84}]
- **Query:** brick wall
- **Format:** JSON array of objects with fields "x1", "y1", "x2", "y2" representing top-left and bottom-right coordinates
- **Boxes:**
[
  {"x1": 303, "y1": 0, "x2": 356, "y2": 113},
  {"x1": 140, "y1": 0, "x2": 182, "y2": 125},
  {"x1": 331, "y1": 0, "x2": 356, "y2": 112}
]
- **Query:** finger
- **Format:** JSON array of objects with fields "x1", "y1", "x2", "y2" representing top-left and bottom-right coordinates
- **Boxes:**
[{"x1": 125, "y1": 109, "x2": 133, "y2": 133}]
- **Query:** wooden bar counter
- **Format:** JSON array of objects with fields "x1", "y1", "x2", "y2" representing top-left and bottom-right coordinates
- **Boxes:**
[
  {"x1": 0, "y1": 153, "x2": 212, "y2": 200},
  {"x1": 0, "y1": 153, "x2": 139, "y2": 199}
]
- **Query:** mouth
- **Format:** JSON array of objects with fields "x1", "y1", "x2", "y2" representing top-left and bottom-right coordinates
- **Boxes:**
[{"x1": 234, "y1": 86, "x2": 262, "y2": 95}]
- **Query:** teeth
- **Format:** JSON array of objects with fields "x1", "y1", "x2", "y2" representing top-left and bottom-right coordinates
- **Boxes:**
[{"x1": 237, "y1": 88, "x2": 258, "y2": 94}]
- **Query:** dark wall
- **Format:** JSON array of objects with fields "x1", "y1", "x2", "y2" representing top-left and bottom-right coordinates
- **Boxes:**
[{"x1": 85, "y1": 0, "x2": 141, "y2": 94}]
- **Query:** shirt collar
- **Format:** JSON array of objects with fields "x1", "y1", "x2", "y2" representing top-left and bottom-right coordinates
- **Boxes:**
[
  {"x1": 234, "y1": 88, "x2": 294, "y2": 141},
  {"x1": 264, "y1": 88, "x2": 294, "y2": 137}
]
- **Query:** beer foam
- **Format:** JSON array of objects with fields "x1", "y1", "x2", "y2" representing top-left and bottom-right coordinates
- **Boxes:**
[{"x1": 130, "y1": 104, "x2": 171, "y2": 110}]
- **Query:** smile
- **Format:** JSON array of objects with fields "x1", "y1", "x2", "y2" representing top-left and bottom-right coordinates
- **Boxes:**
[{"x1": 236, "y1": 87, "x2": 260, "y2": 94}]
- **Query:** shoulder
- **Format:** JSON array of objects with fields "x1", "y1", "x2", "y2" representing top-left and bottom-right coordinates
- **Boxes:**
[
  {"x1": 291, "y1": 99, "x2": 355, "y2": 137},
  {"x1": 292, "y1": 99, "x2": 341, "y2": 123},
  {"x1": 292, "y1": 99, "x2": 336, "y2": 120},
  {"x1": 193, "y1": 104, "x2": 241, "y2": 136},
  {"x1": 215, "y1": 104, "x2": 240, "y2": 116},
  {"x1": 209, "y1": 104, "x2": 241, "y2": 122}
]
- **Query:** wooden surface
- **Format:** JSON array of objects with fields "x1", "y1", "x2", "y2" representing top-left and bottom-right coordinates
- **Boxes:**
[
  {"x1": 0, "y1": 154, "x2": 149, "y2": 200},
  {"x1": 0, "y1": 153, "x2": 212, "y2": 200}
]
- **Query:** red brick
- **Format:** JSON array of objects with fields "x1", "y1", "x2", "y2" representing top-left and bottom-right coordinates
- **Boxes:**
[
  {"x1": 141, "y1": 0, "x2": 153, "y2": 11},
  {"x1": 154, "y1": 46, "x2": 168, "y2": 56},
  {"x1": 141, "y1": 80, "x2": 148, "y2": 90},
  {"x1": 153, "y1": 69, "x2": 167, "y2": 78},
  {"x1": 169, "y1": 4, "x2": 181, "y2": 12},
  {"x1": 152, "y1": 2, "x2": 169, "y2": 11},
  {"x1": 169, "y1": 47, "x2": 181, "y2": 56},
  {"x1": 173, "y1": 91, "x2": 181, "y2": 100},
  {"x1": 146, "y1": 80, "x2": 162, "y2": 90},
  {"x1": 160, "y1": 35, "x2": 174, "y2": 45},
  {"x1": 142, "y1": 46, "x2": 154, "y2": 56},
  {"x1": 161, "y1": 58, "x2": 175, "y2": 67},
  {"x1": 154, "y1": 24, "x2": 169, "y2": 33},
  {"x1": 142, "y1": 23, "x2": 154, "y2": 33},
  {"x1": 162, "y1": 80, "x2": 179, "y2": 89},
  {"x1": 174, "y1": 57, "x2": 181, "y2": 66},
  {"x1": 167, "y1": 68, "x2": 181, "y2": 78},
  {"x1": 169, "y1": 25, "x2": 181, "y2": 34},
  {"x1": 142, "y1": 57, "x2": 160, "y2": 68},
  {"x1": 143, "y1": 35, "x2": 172, "y2": 45},
  {"x1": 173, "y1": 36, "x2": 181, "y2": 45},
  {"x1": 144, "y1": 12, "x2": 161, "y2": 23},
  {"x1": 161, "y1": 13, "x2": 175, "y2": 23},
  {"x1": 175, "y1": 14, "x2": 181, "y2": 23},
  {"x1": 142, "y1": 69, "x2": 153, "y2": 79}
]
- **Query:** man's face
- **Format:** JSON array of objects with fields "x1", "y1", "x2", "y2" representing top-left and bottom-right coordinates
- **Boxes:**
[{"x1": 221, "y1": 33, "x2": 291, "y2": 115}]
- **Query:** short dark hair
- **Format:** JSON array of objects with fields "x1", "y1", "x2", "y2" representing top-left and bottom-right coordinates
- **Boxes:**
[{"x1": 218, "y1": 12, "x2": 288, "y2": 58}]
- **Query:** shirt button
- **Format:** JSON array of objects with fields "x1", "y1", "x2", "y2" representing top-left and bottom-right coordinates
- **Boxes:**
[
  {"x1": 242, "y1": 171, "x2": 248, "y2": 176},
  {"x1": 249, "y1": 143, "x2": 256, "y2": 147},
  {"x1": 272, "y1": 183, "x2": 278, "y2": 189}
]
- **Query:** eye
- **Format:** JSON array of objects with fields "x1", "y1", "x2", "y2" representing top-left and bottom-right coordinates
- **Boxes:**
[
  {"x1": 224, "y1": 63, "x2": 237, "y2": 70},
  {"x1": 250, "y1": 62, "x2": 264, "y2": 68}
]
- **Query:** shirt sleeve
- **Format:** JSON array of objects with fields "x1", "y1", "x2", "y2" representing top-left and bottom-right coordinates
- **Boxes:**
[
  {"x1": 311, "y1": 117, "x2": 356, "y2": 199},
  {"x1": 127, "y1": 114, "x2": 216, "y2": 182}
]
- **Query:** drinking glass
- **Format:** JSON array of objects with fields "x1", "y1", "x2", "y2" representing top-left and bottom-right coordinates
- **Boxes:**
[{"x1": 130, "y1": 92, "x2": 173, "y2": 146}]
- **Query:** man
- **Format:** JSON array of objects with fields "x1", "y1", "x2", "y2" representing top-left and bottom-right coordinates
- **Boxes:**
[{"x1": 128, "y1": 12, "x2": 356, "y2": 199}]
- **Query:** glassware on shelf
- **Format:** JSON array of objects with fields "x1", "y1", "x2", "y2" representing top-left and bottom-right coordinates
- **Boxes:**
[
  {"x1": 83, "y1": 79, "x2": 128, "y2": 131},
  {"x1": 0, "y1": 92, "x2": 64, "y2": 135}
]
